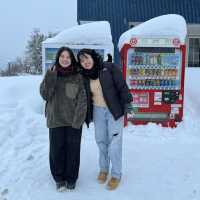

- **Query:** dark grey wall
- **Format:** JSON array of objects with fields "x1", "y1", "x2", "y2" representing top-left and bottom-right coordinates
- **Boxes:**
[{"x1": 78, "y1": 0, "x2": 200, "y2": 64}]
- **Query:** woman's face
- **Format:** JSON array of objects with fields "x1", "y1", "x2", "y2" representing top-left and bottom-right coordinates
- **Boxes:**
[
  {"x1": 79, "y1": 53, "x2": 94, "y2": 70},
  {"x1": 59, "y1": 50, "x2": 71, "y2": 68}
]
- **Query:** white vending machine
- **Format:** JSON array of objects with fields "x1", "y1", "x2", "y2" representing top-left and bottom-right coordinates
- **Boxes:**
[{"x1": 42, "y1": 21, "x2": 114, "y2": 75}]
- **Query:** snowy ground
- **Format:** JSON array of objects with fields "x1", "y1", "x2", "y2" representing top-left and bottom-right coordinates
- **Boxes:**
[{"x1": 0, "y1": 68, "x2": 200, "y2": 200}]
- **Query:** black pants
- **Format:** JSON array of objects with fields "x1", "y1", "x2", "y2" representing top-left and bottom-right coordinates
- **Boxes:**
[{"x1": 49, "y1": 126, "x2": 82, "y2": 184}]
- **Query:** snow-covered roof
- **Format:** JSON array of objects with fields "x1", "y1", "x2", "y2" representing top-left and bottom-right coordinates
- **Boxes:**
[
  {"x1": 43, "y1": 21, "x2": 113, "y2": 46},
  {"x1": 118, "y1": 14, "x2": 187, "y2": 51}
]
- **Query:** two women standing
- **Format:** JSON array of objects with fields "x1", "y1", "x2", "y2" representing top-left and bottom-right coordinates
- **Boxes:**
[{"x1": 40, "y1": 47, "x2": 132, "y2": 192}]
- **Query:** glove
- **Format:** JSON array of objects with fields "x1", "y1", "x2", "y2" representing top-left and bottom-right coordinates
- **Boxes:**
[{"x1": 124, "y1": 103, "x2": 135, "y2": 115}]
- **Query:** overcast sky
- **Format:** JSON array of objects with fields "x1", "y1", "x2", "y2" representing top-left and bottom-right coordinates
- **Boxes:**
[{"x1": 0, "y1": 0, "x2": 77, "y2": 68}]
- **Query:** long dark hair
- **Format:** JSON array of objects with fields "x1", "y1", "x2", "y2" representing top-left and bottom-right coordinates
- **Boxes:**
[
  {"x1": 77, "y1": 49, "x2": 103, "y2": 79},
  {"x1": 77, "y1": 49, "x2": 103, "y2": 80},
  {"x1": 54, "y1": 46, "x2": 77, "y2": 68},
  {"x1": 77, "y1": 49, "x2": 103, "y2": 68}
]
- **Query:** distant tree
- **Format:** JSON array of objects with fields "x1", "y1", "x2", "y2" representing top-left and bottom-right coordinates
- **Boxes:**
[
  {"x1": 0, "y1": 57, "x2": 26, "y2": 76},
  {"x1": 0, "y1": 29, "x2": 58, "y2": 77},
  {"x1": 2, "y1": 62, "x2": 15, "y2": 76},
  {"x1": 25, "y1": 29, "x2": 45, "y2": 74},
  {"x1": 23, "y1": 56, "x2": 32, "y2": 74},
  {"x1": 25, "y1": 29, "x2": 57, "y2": 74}
]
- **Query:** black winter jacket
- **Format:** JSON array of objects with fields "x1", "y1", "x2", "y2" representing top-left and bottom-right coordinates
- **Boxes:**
[{"x1": 83, "y1": 62, "x2": 132, "y2": 127}]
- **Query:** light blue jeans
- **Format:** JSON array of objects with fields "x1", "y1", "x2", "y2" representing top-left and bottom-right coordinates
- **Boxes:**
[{"x1": 93, "y1": 105, "x2": 123, "y2": 179}]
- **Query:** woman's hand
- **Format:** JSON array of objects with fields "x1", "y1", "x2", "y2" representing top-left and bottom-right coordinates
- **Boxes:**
[{"x1": 50, "y1": 65, "x2": 56, "y2": 71}]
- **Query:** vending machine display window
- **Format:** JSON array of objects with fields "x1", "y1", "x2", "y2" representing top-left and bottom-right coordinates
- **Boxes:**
[{"x1": 126, "y1": 47, "x2": 182, "y2": 91}]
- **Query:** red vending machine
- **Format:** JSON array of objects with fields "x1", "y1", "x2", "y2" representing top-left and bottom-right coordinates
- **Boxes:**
[{"x1": 120, "y1": 36, "x2": 186, "y2": 128}]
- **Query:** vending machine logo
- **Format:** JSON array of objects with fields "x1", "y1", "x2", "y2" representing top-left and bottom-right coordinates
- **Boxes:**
[{"x1": 130, "y1": 38, "x2": 138, "y2": 47}]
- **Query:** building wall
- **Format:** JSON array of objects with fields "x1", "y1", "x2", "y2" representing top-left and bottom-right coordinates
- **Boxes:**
[
  {"x1": 187, "y1": 25, "x2": 200, "y2": 67},
  {"x1": 77, "y1": 0, "x2": 200, "y2": 66}
]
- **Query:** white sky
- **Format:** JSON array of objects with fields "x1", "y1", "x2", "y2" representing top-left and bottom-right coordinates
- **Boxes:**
[{"x1": 0, "y1": 0, "x2": 77, "y2": 68}]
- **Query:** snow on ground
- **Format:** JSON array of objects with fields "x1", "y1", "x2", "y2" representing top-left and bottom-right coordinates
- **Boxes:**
[{"x1": 0, "y1": 68, "x2": 200, "y2": 200}]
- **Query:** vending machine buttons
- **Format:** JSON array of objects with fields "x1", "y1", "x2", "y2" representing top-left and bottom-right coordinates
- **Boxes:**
[{"x1": 162, "y1": 91, "x2": 179, "y2": 104}]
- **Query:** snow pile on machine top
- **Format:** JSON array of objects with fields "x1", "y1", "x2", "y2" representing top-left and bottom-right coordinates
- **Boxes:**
[
  {"x1": 118, "y1": 14, "x2": 187, "y2": 51},
  {"x1": 43, "y1": 21, "x2": 113, "y2": 46}
]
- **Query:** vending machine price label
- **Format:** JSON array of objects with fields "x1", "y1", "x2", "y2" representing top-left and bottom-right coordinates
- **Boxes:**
[{"x1": 154, "y1": 92, "x2": 162, "y2": 105}]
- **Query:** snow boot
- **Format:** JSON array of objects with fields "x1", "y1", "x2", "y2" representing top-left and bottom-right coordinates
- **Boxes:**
[
  {"x1": 66, "y1": 182, "x2": 76, "y2": 190},
  {"x1": 56, "y1": 181, "x2": 66, "y2": 192},
  {"x1": 97, "y1": 171, "x2": 108, "y2": 184},
  {"x1": 107, "y1": 177, "x2": 120, "y2": 190}
]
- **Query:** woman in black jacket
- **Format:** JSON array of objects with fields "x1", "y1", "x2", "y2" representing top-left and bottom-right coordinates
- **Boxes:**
[{"x1": 77, "y1": 49, "x2": 133, "y2": 190}]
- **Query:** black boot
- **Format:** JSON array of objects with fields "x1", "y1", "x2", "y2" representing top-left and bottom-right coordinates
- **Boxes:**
[
  {"x1": 56, "y1": 181, "x2": 66, "y2": 192},
  {"x1": 66, "y1": 182, "x2": 76, "y2": 190}
]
